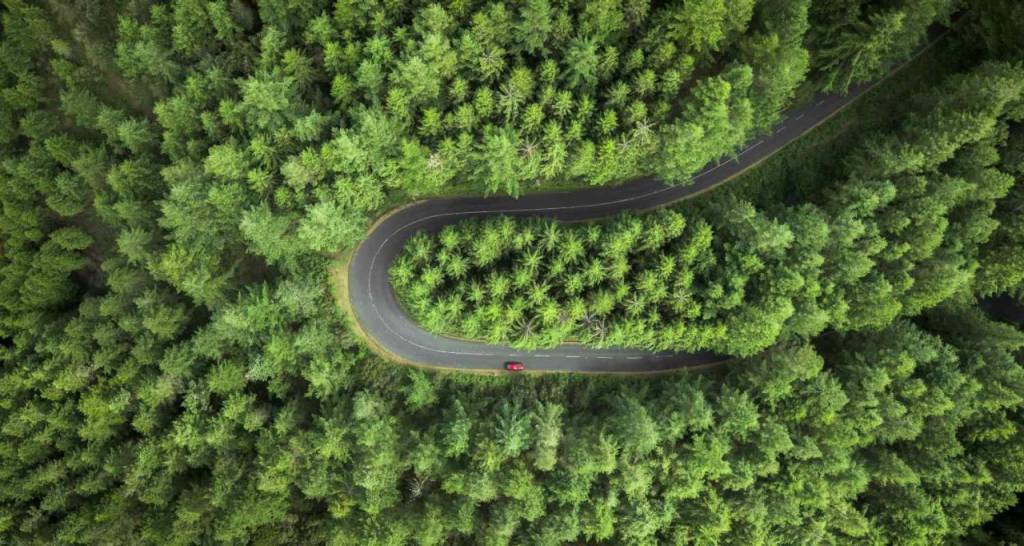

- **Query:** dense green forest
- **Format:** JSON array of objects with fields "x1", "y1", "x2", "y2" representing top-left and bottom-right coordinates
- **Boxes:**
[{"x1": 2, "y1": 0, "x2": 1023, "y2": 544}]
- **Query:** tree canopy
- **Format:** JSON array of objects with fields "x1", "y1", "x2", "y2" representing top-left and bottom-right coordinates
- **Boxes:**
[{"x1": 1, "y1": 1, "x2": 1022, "y2": 544}]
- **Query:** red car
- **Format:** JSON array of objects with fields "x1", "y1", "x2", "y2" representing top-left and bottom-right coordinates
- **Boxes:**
[{"x1": 504, "y1": 361, "x2": 526, "y2": 372}]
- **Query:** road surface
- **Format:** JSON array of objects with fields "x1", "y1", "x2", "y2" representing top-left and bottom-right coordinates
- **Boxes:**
[{"x1": 346, "y1": 30, "x2": 951, "y2": 373}]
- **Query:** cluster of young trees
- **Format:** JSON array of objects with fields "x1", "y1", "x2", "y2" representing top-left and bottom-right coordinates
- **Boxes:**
[
  {"x1": 395, "y1": 59, "x2": 1024, "y2": 356},
  {"x1": 0, "y1": 1, "x2": 1021, "y2": 544}
]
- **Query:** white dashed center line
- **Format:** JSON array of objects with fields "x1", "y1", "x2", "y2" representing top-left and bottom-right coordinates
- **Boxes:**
[{"x1": 739, "y1": 141, "x2": 763, "y2": 156}]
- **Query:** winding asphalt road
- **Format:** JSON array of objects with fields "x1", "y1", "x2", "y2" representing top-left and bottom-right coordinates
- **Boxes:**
[{"x1": 346, "y1": 29, "x2": 951, "y2": 373}]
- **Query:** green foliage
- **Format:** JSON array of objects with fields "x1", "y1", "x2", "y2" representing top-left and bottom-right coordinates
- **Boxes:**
[
  {"x1": 808, "y1": 0, "x2": 959, "y2": 93},
  {"x1": 976, "y1": 125, "x2": 1024, "y2": 299},
  {"x1": 1, "y1": 2, "x2": 1022, "y2": 545}
]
